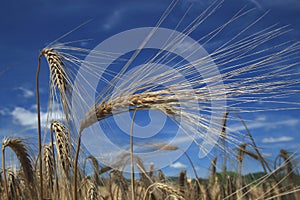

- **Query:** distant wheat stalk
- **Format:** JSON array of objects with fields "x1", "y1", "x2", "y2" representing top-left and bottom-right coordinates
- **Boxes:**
[
  {"x1": 83, "y1": 155, "x2": 100, "y2": 182},
  {"x1": 37, "y1": 46, "x2": 76, "y2": 199}
]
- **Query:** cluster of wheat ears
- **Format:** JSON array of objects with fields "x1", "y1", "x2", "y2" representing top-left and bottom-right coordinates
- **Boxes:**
[{"x1": 1, "y1": 0, "x2": 300, "y2": 200}]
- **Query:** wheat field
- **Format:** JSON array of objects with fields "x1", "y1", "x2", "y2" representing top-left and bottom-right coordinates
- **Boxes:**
[{"x1": 1, "y1": 0, "x2": 300, "y2": 200}]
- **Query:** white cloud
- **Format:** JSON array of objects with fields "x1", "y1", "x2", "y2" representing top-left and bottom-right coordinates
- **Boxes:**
[
  {"x1": 10, "y1": 105, "x2": 63, "y2": 129},
  {"x1": 170, "y1": 162, "x2": 187, "y2": 169},
  {"x1": 255, "y1": 115, "x2": 266, "y2": 122},
  {"x1": 16, "y1": 87, "x2": 34, "y2": 98},
  {"x1": 262, "y1": 136, "x2": 294, "y2": 143},
  {"x1": 262, "y1": 153, "x2": 272, "y2": 157},
  {"x1": 11, "y1": 107, "x2": 38, "y2": 128}
]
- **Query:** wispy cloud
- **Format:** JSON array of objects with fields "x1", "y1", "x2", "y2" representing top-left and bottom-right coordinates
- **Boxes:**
[
  {"x1": 230, "y1": 117, "x2": 299, "y2": 132},
  {"x1": 262, "y1": 136, "x2": 294, "y2": 143},
  {"x1": 261, "y1": 0, "x2": 300, "y2": 7},
  {"x1": 102, "y1": 9, "x2": 122, "y2": 31},
  {"x1": 248, "y1": 0, "x2": 262, "y2": 9},
  {"x1": 262, "y1": 153, "x2": 272, "y2": 157},
  {"x1": 16, "y1": 87, "x2": 34, "y2": 98},
  {"x1": 170, "y1": 162, "x2": 187, "y2": 169},
  {"x1": 0, "y1": 108, "x2": 9, "y2": 115},
  {"x1": 100, "y1": 1, "x2": 167, "y2": 31}
]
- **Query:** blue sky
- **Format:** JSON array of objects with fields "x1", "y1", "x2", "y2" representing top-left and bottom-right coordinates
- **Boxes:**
[{"x1": 0, "y1": 0, "x2": 300, "y2": 177}]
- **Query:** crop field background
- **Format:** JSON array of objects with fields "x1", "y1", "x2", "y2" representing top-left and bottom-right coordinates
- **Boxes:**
[{"x1": 0, "y1": 0, "x2": 300, "y2": 199}]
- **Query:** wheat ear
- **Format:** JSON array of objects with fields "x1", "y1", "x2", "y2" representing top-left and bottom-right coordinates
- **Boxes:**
[
  {"x1": 36, "y1": 48, "x2": 69, "y2": 200},
  {"x1": 144, "y1": 183, "x2": 185, "y2": 200},
  {"x1": 85, "y1": 179, "x2": 99, "y2": 200},
  {"x1": 2, "y1": 138, "x2": 34, "y2": 200},
  {"x1": 43, "y1": 144, "x2": 54, "y2": 196},
  {"x1": 2, "y1": 138, "x2": 34, "y2": 184},
  {"x1": 51, "y1": 120, "x2": 72, "y2": 177},
  {"x1": 41, "y1": 48, "x2": 70, "y2": 123},
  {"x1": 80, "y1": 91, "x2": 177, "y2": 132}
]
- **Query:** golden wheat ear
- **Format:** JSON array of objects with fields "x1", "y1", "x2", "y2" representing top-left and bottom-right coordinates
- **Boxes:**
[
  {"x1": 50, "y1": 120, "x2": 72, "y2": 177},
  {"x1": 144, "y1": 183, "x2": 186, "y2": 200},
  {"x1": 2, "y1": 138, "x2": 36, "y2": 200},
  {"x1": 41, "y1": 48, "x2": 71, "y2": 121},
  {"x1": 80, "y1": 91, "x2": 177, "y2": 132},
  {"x1": 41, "y1": 48, "x2": 67, "y2": 90},
  {"x1": 2, "y1": 138, "x2": 34, "y2": 184},
  {"x1": 85, "y1": 178, "x2": 100, "y2": 200},
  {"x1": 43, "y1": 144, "x2": 54, "y2": 195}
]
